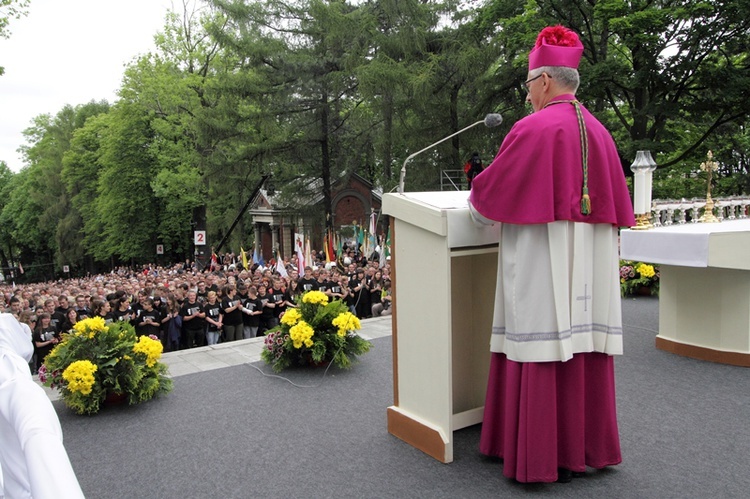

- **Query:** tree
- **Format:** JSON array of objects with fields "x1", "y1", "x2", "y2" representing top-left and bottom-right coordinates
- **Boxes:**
[
  {"x1": 210, "y1": 0, "x2": 374, "y2": 231},
  {"x1": 11, "y1": 101, "x2": 110, "y2": 275},
  {"x1": 476, "y1": 0, "x2": 750, "y2": 174},
  {"x1": 0, "y1": 161, "x2": 15, "y2": 279},
  {"x1": 87, "y1": 101, "x2": 160, "y2": 263},
  {"x1": 0, "y1": 0, "x2": 30, "y2": 75},
  {"x1": 62, "y1": 112, "x2": 110, "y2": 273},
  {"x1": 121, "y1": 1, "x2": 268, "y2": 260}
]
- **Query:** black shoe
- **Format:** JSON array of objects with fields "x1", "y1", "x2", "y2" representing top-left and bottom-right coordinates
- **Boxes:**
[{"x1": 556, "y1": 468, "x2": 572, "y2": 483}]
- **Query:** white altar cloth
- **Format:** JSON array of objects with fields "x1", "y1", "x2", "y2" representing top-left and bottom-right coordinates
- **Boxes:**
[{"x1": 621, "y1": 219, "x2": 750, "y2": 268}]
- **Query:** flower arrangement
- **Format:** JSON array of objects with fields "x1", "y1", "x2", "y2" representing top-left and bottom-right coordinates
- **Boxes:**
[
  {"x1": 39, "y1": 317, "x2": 172, "y2": 415},
  {"x1": 620, "y1": 260, "x2": 660, "y2": 296},
  {"x1": 261, "y1": 290, "x2": 372, "y2": 373}
]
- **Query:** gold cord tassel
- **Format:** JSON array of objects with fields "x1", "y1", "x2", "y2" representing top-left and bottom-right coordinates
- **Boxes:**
[
  {"x1": 581, "y1": 191, "x2": 591, "y2": 215},
  {"x1": 546, "y1": 99, "x2": 593, "y2": 216}
]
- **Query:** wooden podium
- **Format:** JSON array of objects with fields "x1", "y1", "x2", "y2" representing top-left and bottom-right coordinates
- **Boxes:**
[{"x1": 381, "y1": 191, "x2": 501, "y2": 463}]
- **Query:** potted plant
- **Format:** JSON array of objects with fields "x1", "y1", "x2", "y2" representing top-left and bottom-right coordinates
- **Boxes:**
[
  {"x1": 620, "y1": 260, "x2": 660, "y2": 296},
  {"x1": 261, "y1": 290, "x2": 372, "y2": 373},
  {"x1": 39, "y1": 316, "x2": 172, "y2": 415}
]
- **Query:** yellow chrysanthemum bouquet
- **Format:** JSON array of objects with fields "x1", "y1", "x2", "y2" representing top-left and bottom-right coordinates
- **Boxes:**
[
  {"x1": 39, "y1": 317, "x2": 172, "y2": 415},
  {"x1": 262, "y1": 290, "x2": 372, "y2": 373}
]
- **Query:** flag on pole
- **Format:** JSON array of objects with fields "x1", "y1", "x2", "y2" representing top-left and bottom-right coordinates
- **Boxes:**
[
  {"x1": 210, "y1": 252, "x2": 219, "y2": 271},
  {"x1": 325, "y1": 229, "x2": 335, "y2": 263},
  {"x1": 276, "y1": 248, "x2": 288, "y2": 277},
  {"x1": 323, "y1": 231, "x2": 331, "y2": 263},
  {"x1": 381, "y1": 228, "x2": 391, "y2": 268},
  {"x1": 294, "y1": 232, "x2": 305, "y2": 271},
  {"x1": 304, "y1": 236, "x2": 313, "y2": 270},
  {"x1": 362, "y1": 230, "x2": 370, "y2": 259},
  {"x1": 252, "y1": 245, "x2": 259, "y2": 265},
  {"x1": 369, "y1": 211, "x2": 377, "y2": 258},
  {"x1": 241, "y1": 247, "x2": 248, "y2": 269},
  {"x1": 357, "y1": 227, "x2": 365, "y2": 254}
]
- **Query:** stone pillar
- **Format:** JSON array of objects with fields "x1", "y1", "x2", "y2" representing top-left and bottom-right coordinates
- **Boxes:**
[
  {"x1": 253, "y1": 223, "x2": 262, "y2": 253},
  {"x1": 271, "y1": 224, "x2": 278, "y2": 259},
  {"x1": 279, "y1": 224, "x2": 289, "y2": 259}
]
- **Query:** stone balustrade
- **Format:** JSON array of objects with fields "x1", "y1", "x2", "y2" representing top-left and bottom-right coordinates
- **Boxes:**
[{"x1": 649, "y1": 197, "x2": 750, "y2": 226}]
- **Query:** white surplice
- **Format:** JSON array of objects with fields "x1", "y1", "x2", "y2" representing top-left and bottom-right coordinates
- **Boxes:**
[{"x1": 469, "y1": 204, "x2": 623, "y2": 363}]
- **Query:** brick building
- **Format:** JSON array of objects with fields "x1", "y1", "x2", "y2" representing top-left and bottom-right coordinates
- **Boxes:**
[{"x1": 247, "y1": 173, "x2": 383, "y2": 262}]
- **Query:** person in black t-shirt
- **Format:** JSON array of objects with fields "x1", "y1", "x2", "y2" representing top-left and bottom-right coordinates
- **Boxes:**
[
  {"x1": 196, "y1": 281, "x2": 209, "y2": 303},
  {"x1": 268, "y1": 278, "x2": 287, "y2": 327},
  {"x1": 59, "y1": 308, "x2": 78, "y2": 334},
  {"x1": 298, "y1": 266, "x2": 319, "y2": 293},
  {"x1": 43, "y1": 299, "x2": 63, "y2": 333},
  {"x1": 111, "y1": 295, "x2": 135, "y2": 324},
  {"x1": 221, "y1": 285, "x2": 243, "y2": 342},
  {"x1": 91, "y1": 299, "x2": 114, "y2": 324},
  {"x1": 53, "y1": 295, "x2": 70, "y2": 332},
  {"x1": 180, "y1": 291, "x2": 206, "y2": 348},
  {"x1": 328, "y1": 274, "x2": 349, "y2": 303},
  {"x1": 135, "y1": 298, "x2": 163, "y2": 337},
  {"x1": 32, "y1": 313, "x2": 59, "y2": 372},
  {"x1": 348, "y1": 269, "x2": 367, "y2": 318},
  {"x1": 130, "y1": 290, "x2": 149, "y2": 323},
  {"x1": 204, "y1": 291, "x2": 223, "y2": 345},
  {"x1": 240, "y1": 285, "x2": 263, "y2": 339},
  {"x1": 316, "y1": 270, "x2": 331, "y2": 295},
  {"x1": 257, "y1": 284, "x2": 275, "y2": 336},
  {"x1": 74, "y1": 294, "x2": 92, "y2": 320},
  {"x1": 236, "y1": 282, "x2": 252, "y2": 339},
  {"x1": 286, "y1": 279, "x2": 302, "y2": 304}
]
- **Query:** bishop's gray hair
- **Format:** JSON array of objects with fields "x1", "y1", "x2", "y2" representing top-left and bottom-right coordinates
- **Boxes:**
[{"x1": 529, "y1": 66, "x2": 580, "y2": 93}]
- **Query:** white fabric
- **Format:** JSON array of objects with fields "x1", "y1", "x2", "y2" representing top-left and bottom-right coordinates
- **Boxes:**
[
  {"x1": 0, "y1": 315, "x2": 33, "y2": 367},
  {"x1": 621, "y1": 219, "x2": 750, "y2": 268},
  {"x1": 469, "y1": 206, "x2": 623, "y2": 363},
  {"x1": 0, "y1": 314, "x2": 85, "y2": 499}
]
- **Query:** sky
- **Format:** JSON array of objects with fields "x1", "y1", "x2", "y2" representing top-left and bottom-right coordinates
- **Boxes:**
[{"x1": 0, "y1": 0, "x2": 174, "y2": 172}]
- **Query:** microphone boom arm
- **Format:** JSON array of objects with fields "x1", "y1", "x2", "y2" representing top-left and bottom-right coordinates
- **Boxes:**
[{"x1": 398, "y1": 119, "x2": 486, "y2": 194}]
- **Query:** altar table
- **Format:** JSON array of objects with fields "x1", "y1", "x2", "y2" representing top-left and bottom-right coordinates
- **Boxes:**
[{"x1": 621, "y1": 219, "x2": 750, "y2": 366}]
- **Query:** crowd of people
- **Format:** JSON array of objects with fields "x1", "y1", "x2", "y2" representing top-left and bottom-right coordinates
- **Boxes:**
[{"x1": 1, "y1": 248, "x2": 392, "y2": 374}]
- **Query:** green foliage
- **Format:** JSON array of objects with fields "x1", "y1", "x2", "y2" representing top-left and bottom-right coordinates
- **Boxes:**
[
  {"x1": 480, "y1": 0, "x2": 750, "y2": 178},
  {"x1": 89, "y1": 101, "x2": 160, "y2": 261},
  {"x1": 40, "y1": 318, "x2": 173, "y2": 415},
  {"x1": 0, "y1": 0, "x2": 29, "y2": 74},
  {"x1": 4, "y1": 0, "x2": 750, "y2": 272}
]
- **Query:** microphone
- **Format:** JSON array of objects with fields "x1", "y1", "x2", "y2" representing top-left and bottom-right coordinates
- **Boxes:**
[
  {"x1": 398, "y1": 113, "x2": 503, "y2": 194},
  {"x1": 484, "y1": 113, "x2": 503, "y2": 128}
]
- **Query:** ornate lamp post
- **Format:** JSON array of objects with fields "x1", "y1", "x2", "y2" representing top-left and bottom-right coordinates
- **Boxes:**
[{"x1": 630, "y1": 150, "x2": 657, "y2": 230}]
